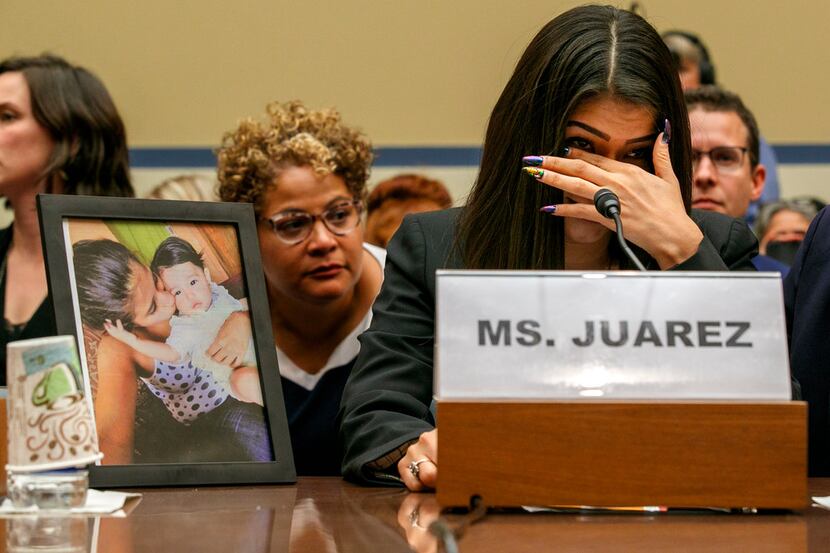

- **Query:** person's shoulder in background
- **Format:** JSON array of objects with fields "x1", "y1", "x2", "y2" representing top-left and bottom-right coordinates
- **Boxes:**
[
  {"x1": 745, "y1": 138, "x2": 780, "y2": 226},
  {"x1": 751, "y1": 254, "x2": 789, "y2": 276},
  {"x1": 688, "y1": 209, "x2": 758, "y2": 270}
]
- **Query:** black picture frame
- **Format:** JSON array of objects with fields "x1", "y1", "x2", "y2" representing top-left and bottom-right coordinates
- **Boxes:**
[{"x1": 37, "y1": 194, "x2": 296, "y2": 487}]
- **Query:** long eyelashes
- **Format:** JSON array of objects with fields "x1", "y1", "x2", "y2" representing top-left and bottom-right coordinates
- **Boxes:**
[{"x1": 564, "y1": 137, "x2": 649, "y2": 163}]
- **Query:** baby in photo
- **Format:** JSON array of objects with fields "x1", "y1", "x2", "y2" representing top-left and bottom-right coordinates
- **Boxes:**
[{"x1": 104, "y1": 237, "x2": 261, "y2": 405}]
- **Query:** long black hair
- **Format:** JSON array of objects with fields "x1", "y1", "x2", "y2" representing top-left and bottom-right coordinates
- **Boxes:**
[
  {"x1": 73, "y1": 239, "x2": 141, "y2": 330},
  {"x1": 457, "y1": 5, "x2": 691, "y2": 270}
]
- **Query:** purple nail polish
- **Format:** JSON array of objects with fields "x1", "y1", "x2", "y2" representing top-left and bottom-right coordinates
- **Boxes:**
[
  {"x1": 540, "y1": 205, "x2": 557, "y2": 214},
  {"x1": 662, "y1": 118, "x2": 671, "y2": 144},
  {"x1": 561, "y1": 146, "x2": 570, "y2": 157},
  {"x1": 522, "y1": 156, "x2": 544, "y2": 166},
  {"x1": 523, "y1": 167, "x2": 544, "y2": 179}
]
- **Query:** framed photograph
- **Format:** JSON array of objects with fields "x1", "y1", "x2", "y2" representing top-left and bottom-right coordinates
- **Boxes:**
[{"x1": 38, "y1": 194, "x2": 296, "y2": 487}]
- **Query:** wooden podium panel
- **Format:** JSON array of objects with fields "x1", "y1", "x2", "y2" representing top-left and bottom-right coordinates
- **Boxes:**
[
  {"x1": 459, "y1": 516, "x2": 808, "y2": 553},
  {"x1": 437, "y1": 401, "x2": 807, "y2": 509}
]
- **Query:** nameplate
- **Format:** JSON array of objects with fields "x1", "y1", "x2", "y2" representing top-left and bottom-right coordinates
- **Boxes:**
[{"x1": 435, "y1": 271, "x2": 791, "y2": 400}]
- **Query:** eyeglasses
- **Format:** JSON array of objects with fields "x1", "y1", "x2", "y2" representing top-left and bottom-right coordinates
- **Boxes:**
[
  {"x1": 692, "y1": 147, "x2": 749, "y2": 173},
  {"x1": 264, "y1": 200, "x2": 363, "y2": 245}
]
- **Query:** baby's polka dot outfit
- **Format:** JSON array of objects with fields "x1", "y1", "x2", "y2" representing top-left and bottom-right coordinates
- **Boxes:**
[{"x1": 141, "y1": 360, "x2": 229, "y2": 424}]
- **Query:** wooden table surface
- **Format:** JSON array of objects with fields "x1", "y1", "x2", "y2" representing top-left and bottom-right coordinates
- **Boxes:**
[{"x1": 3, "y1": 478, "x2": 830, "y2": 552}]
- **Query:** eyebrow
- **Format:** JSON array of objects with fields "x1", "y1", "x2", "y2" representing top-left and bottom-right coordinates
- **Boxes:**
[
  {"x1": 274, "y1": 196, "x2": 353, "y2": 215},
  {"x1": 325, "y1": 196, "x2": 353, "y2": 208},
  {"x1": 566, "y1": 121, "x2": 658, "y2": 144}
]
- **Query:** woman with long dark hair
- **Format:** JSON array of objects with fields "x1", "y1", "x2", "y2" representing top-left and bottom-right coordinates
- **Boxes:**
[
  {"x1": 339, "y1": 5, "x2": 756, "y2": 490},
  {"x1": 0, "y1": 54, "x2": 133, "y2": 381}
]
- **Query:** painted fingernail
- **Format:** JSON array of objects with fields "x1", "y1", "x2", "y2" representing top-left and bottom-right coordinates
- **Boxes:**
[
  {"x1": 522, "y1": 156, "x2": 544, "y2": 166},
  {"x1": 540, "y1": 205, "x2": 557, "y2": 214},
  {"x1": 560, "y1": 146, "x2": 571, "y2": 157},
  {"x1": 662, "y1": 118, "x2": 671, "y2": 144},
  {"x1": 523, "y1": 167, "x2": 544, "y2": 179}
]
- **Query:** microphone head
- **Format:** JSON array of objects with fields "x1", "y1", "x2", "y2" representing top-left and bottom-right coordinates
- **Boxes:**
[{"x1": 594, "y1": 188, "x2": 621, "y2": 219}]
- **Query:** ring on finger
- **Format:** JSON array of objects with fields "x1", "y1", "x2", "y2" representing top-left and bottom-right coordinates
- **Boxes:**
[{"x1": 408, "y1": 458, "x2": 430, "y2": 480}]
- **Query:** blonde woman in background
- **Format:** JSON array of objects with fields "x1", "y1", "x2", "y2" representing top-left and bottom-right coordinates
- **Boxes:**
[{"x1": 147, "y1": 174, "x2": 218, "y2": 202}]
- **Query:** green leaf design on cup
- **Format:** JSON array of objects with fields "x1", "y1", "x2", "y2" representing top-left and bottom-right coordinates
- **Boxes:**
[{"x1": 31, "y1": 363, "x2": 79, "y2": 408}]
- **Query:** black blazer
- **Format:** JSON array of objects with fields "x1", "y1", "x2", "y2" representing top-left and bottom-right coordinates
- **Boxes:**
[
  {"x1": 339, "y1": 208, "x2": 758, "y2": 485},
  {"x1": 785, "y1": 206, "x2": 830, "y2": 476}
]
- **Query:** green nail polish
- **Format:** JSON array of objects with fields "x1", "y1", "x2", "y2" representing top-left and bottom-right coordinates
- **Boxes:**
[{"x1": 523, "y1": 167, "x2": 544, "y2": 179}]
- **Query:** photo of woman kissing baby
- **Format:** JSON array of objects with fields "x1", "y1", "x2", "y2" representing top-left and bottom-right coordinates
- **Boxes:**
[{"x1": 65, "y1": 218, "x2": 273, "y2": 465}]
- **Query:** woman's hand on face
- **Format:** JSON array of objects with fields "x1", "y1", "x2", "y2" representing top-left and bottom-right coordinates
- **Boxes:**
[
  {"x1": 207, "y1": 310, "x2": 251, "y2": 368},
  {"x1": 398, "y1": 429, "x2": 438, "y2": 492},
  {"x1": 526, "y1": 132, "x2": 703, "y2": 269}
]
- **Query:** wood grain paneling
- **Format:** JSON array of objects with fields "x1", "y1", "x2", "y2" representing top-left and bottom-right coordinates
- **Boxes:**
[{"x1": 438, "y1": 401, "x2": 807, "y2": 509}]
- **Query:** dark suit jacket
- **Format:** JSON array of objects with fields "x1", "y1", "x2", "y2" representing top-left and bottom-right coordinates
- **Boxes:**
[
  {"x1": 785, "y1": 206, "x2": 830, "y2": 476},
  {"x1": 339, "y1": 208, "x2": 758, "y2": 485}
]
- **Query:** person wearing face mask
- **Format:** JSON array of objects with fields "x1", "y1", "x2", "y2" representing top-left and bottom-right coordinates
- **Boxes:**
[
  {"x1": 754, "y1": 199, "x2": 818, "y2": 266},
  {"x1": 218, "y1": 100, "x2": 384, "y2": 476},
  {"x1": 0, "y1": 54, "x2": 134, "y2": 382},
  {"x1": 685, "y1": 86, "x2": 789, "y2": 275}
]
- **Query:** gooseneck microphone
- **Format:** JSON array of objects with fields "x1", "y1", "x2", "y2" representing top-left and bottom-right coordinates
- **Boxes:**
[
  {"x1": 593, "y1": 189, "x2": 647, "y2": 271},
  {"x1": 593, "y1": 188, "x2": 621, "y2": 219}
]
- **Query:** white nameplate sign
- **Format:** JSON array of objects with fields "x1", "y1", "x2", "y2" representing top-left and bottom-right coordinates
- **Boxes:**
[{"x1": 435, "y1": 271, "x2": 791, "y2": 400}]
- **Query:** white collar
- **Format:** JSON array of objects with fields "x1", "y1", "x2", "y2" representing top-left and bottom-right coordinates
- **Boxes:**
[{"x1": 277, "y1": 309, "x2": 370, "y2": 390}]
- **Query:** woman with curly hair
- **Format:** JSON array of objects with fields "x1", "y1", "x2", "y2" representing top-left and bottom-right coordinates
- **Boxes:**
[{"x1": 218, "y1": 100, "x2": 384, "y2": 475}]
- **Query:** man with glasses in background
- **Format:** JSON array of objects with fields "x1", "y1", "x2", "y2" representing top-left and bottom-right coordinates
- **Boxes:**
[{"x1": 686, "y1": 86, "x2": 788, "y2": 273}]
